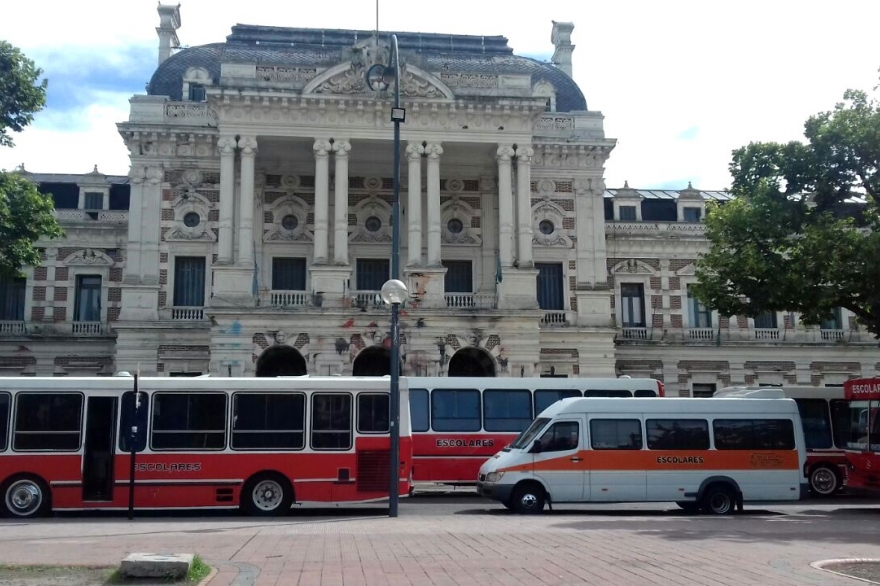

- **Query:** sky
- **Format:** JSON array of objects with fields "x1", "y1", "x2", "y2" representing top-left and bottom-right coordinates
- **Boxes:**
[{"x1": 1, "y1": 0, "x2": 879, "y2": 190}]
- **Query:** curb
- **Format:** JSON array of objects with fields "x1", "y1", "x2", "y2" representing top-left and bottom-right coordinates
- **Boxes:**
[
  {"x1": 811, "y1": 559, "x2": 880, "y2": 585},
  {"x1": 197, "y1": 565, "x2": 219, "y2": 585}
]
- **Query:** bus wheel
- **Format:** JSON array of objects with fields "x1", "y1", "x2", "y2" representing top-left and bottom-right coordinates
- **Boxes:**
[
  {"x1": 242, "y1": 474, "x2": 293, "y2": 516},
  {"x1": 510, "y1": 483, "x2": 546, "y2": 515},
  {"x1": 700, "y1": 484, "x2": 736, "y2": 515},
  {"x1": 809, "y1": 466, "x2": 840, "y2": 497},
  {"x1": 2, "y1": 476, "x2": 51, "y2": 519}
]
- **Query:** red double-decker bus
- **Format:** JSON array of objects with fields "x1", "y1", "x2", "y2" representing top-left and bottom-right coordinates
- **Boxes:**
[
  {"x1": 0, "y1": 376, "x2": 411, "y2": 518},
  {"x1": 842, "y1": 377, "x2": 880, "y2": 493}
]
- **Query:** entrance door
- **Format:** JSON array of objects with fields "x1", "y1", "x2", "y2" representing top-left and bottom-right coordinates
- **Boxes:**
[{"x1": 83, "y1": 396, "x2": 117, "y2": 501}]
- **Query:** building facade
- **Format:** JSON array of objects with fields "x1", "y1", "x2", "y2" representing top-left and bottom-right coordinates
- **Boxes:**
[{"x1": 0, "y1": 5, "x2": 876, "y2": 393}]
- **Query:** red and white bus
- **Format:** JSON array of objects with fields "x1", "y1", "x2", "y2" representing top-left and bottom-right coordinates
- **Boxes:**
[
  {"x1": 408, "y1": 377, "x2": 665, "y2": 484},
  {"x1": 714, "y1": 386, "x2": 850, "y2": 496},
  {"x1": 0, "y1": 376, "x2": 412, "y2": 518},
  {"x1": 842, "y1": 378, "x2": 880, "y2": 494}
]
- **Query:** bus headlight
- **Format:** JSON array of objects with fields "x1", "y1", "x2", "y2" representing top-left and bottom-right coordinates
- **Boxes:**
[{"x1": 485, "y1": 472, "x2": 504, "y2": 483}]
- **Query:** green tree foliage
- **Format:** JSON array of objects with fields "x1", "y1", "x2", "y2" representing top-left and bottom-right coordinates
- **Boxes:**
[
  {"x1": 694, "y1": 86, "x2": 880, "y2": 337},
  {"x1": 0, "y1": 40, "x2": 60, "y2": 278}
]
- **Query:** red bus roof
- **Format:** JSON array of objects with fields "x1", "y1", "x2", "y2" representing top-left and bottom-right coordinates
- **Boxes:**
[{"x1": 845, "y1": 378, "x2": 880, "y2": 401}]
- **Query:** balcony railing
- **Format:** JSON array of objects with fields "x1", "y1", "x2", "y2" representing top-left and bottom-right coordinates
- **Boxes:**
[
  {"x1": 620, "y1": 327, "x2": 650, "y2": 340},
  {"x1": 754, "y1": 328, "x2": 780, "y2": 341},
  {"x1": 53, "y1": 209, "x2": 128, "y2": 224},
  {"x1": 352, "y1": 291, "x2": 383, "y2": 310},
  {"x1": 820, "y1": 329, "x2": 846, "y2": 341},
  {"x1": 265, "y1": 291, "x2": 309, "y2": 308},
  {"x1": 606, "y1": 221, "x2": 706, "y2": 236},
  {"x1": 0, "y1": 320, "x2": 26, "y2": 335},
  {"x1": 688, "y1": 328, "x2": 716, "y2": 341},
  {"x1": 71, "y1": 321, "x2": 104, "y2": 336},
  {"x1": 444, "y1": 293, "x2": 498, "y2": 310},
  {"x1": 170, "y1": 307, "x2": 205, "y2": 320},
  {"x1": 540, "y1": 310, "x2": 568, "y2": 326}
]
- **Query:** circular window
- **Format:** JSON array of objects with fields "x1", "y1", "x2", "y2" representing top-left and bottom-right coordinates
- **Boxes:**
[
  {"x1": 447, "y1": 218, "x2": 464, "y2": 234},
  {"x1": 281, "y1": 214, "x2": 298, "y2": 231},
  {"x1": 539, "y1": 219, "x2": 555, "y2": 235},
  {"x1": 365, "y1": 216, "x2": 382, "y2": 232},
  {"x1": 183, "y1": 212, "x2": 201, "y2": 228}
]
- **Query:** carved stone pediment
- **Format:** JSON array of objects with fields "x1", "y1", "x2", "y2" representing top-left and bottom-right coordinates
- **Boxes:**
[
  {"x1": 164, "y1": 228, "x2": 216, "y2": 242},
  {"x1": 611, "y1": 259, "x2": 655, "y2": 275},
  {"x1": 63, "y1": 249, "x2": 114, "y2": 266}
]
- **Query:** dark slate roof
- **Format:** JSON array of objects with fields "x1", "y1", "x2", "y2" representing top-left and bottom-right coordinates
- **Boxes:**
[
  {"x1": 25, "y1": 173, "x2": 130, "y2": 185},
  {"x1": 148, "y1": 25, "x2": 587, "y2": 112}
]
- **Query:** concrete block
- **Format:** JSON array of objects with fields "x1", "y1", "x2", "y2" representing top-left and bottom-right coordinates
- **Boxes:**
[{"x1": 120, "y1": 553, "x2": 194, "y2": 579}]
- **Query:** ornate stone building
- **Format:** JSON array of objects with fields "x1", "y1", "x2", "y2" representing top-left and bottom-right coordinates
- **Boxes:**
[{"x1": 0, "y1": 5, "x2": 876, "y2": 393}]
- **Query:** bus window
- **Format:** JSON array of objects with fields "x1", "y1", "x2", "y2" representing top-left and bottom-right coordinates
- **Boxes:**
[
  {"x1": 232, "y1": 393, "x2": 305, "y2": 450},
  {"x1": 590, "y1": 419, "x2": 643, "y2": 450},
  {"x1": 358, "y1": 393, "x2": 390, "y2": 433},
  {"x1": 646, "y1": 419, "x2": 709, "y2": 450},
  {"x1": 634, "y1": 389, "x2": 657, "y2": 398},
  {"x1": 119, "y1": 391, "x2": 149, "y2": 452},
  {"x1": 13, "y1": 393, "x2": 83, "y2": 451},
  {"x1": 713, "y1": 419, "x2": 795, "y2": 450},
  {"x1": 483, "y1": 390, "x2": 532, "y2": 432},
  {"x1": 0, "y1": 392, "x2": 9, "y2": 451},
  {"x1": 830, "y1": 399, "x2": 852, "y2": 449},
  {"x1": 534, "y1": 390, "x2": 580, "y2": 415},
  {"x1": 585, "y1": 390, "x2": 632, "y2": 398},
  {"x1": 410, "y1": 389, "x2": 429, "y2": 432},
  {"x1": 151, "y1": 393, "x2": 227, "y2": 451},
  {"x1": 311, "y1": 394, "x2": 352, "y2": 450},
  {"x1": 794, "y1": 399, "x2": 832, "y2": 450},
  {"x1": 537, "y1": 421, "x2": 579, "y2": 452},
  {"x1": 431, "y1": 389, "x2": 481, "y2": 432}
]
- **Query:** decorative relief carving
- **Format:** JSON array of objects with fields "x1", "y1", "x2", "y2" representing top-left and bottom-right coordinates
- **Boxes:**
[
  {"x1": 263, "y1": 194, "x2": 312, "y2": 242},
  {"x1": 537, "y1": 179, "x2": 556, "y2": 194},
  {"x1": 256, "y1": 66, "x2": 317, "y2": 83},
  {"x1": 350, "y1": 195, "x2": 392, "y2": 243},
  {"x1": 532, "y1": 145, "x2": 610, "y2": 170},
  {"x1": 440, "y1": 72, "x2": 498, "y2": 88},
  {"x1": 63, "y1": 249, "x2": 115, "y2": 267},
  {"x1": 165, "y1": 103, "x2": 217, "y2": 120},
  {"x1": 441, "y1": 196, "x2": 481, "y2": 245},
  {"x1": 531, "y1": 200, "x2": 570, "y2": 247},
  {"x1": 535, "y1": 116, "x2": 574, "y2": 130},
  {"x1": 611, "y1": 259, "x2": 656, "y2": 275},
  {"x1": 182, "y1": 169, "x2": 203, "y2": 187},
  {"x1": 445, "y1": 179, "x2": 464, "y2": 193}
]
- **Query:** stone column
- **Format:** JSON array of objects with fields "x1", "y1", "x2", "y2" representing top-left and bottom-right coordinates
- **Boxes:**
[
  {"x1": 123, "y1": 167, "x2": 145, "y2": 283},
  {"x1": 217, "y1": 135, "x2": 237, "y2": 264},
  {"x1": 515, "y1": 146, "x2": 534, "y2": 267},
  {"x1": 406, "y1": 142, "x2": 424, "y2": 267},
  {"x1": 425, "y1": 143, "x2": 443, "y2": 267},
  {"x1": 237, "y1": 136, "x2": 257, "y2": 267},
  {"x1": 141, "y1": 166, "x2": 164, "y2": 285},
  {"x1": 313, "y1": 139, "x2": 332, "y2": 264},
  {"x1": 332, "y1": 140, "x2": 351, "y2": 265},
  {"x1": 496, "y1": 145, "x2": 515, "y2": 267}
]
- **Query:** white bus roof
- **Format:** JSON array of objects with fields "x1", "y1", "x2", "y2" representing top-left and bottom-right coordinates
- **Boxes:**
[
  {"x1": 539, "y1": 397, "x2": 800, "y2": 419},
  {"x1": 716, "y1": 386, "x2": 845, "y2": 400},
  {"x1": 402, "y1": 377, "x2": 659, "y2": 391}
]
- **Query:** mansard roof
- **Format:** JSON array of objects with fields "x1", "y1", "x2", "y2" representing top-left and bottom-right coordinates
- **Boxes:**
[{"x1": 147, "y1": 24, "x2": 588, "y2": 112}]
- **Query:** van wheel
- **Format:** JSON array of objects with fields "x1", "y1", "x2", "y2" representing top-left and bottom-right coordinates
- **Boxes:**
[
  {"x1": 676, "y1": 501, "x2": 700, "y2": 514},
  {"x1": 510, "y1": 483, "x2": 545, "y2": 515},
  {"x1": 809, "y1": 465, "x2": 840, "y2": 497},
  {"x1": 2, "y1": 476, "x2": 51, "y2": 519},
  {"x1": 700, "y1": 484, "x2": 736, "y2": 515},
  {"x1": 241, "y1": 473, "x2": 293, "y2": 516}
]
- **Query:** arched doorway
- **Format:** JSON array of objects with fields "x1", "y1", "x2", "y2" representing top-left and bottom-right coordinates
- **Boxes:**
[
  {"x1": 352, "y1": 346, "x2": 392, "y2": 376},
  {"x1": 448, "y1": 347, "x2": 496, "y2": 377},
  {"x1": 255, "y1": 345, "x2": 307, "y2": 377}
]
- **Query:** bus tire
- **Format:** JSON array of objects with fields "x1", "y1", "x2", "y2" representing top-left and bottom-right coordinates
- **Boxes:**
[
  {"x1": 1, "y1": 475, "x2": 51, "y2": 519},
  {"x1": 241, "y1": 473, "x2": 293, "y2": 516},
  {"x1": 700, "y1": 483, "x2": 736, "y2": 515},
  {"x1": 809, "y1": 465, "x2": 840, "y2": 497},
  {"x1": 676, "y1": 501, "x2": 700, "y2": 514},
  {"x1": 509, "y1": 482, "x2": 546, "y2": 515}
]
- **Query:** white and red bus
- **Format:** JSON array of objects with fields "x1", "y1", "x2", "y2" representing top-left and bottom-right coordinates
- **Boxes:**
[
  {"x1": 842, "y1": 378, "x2": 880, "y2": 494},
  {"x1": 714, "y1": 386, "x2": 850, "y2": 496},
  {"x1": 0, "y1": 376, "x2": 412, "y2": 518},
  {"x1": 408, "y1": 377, "x2": 664, "y2": 484}
]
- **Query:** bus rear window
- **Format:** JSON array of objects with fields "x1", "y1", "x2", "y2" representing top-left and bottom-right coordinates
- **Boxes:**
[
  {"x1": 0, "y1": 392, "x2": 9, "y2": 451},
  {"x1": 794, "y1": 399, "x2": 832, "y2": 450},
  {"x1": 14, "y1": 393, "x2": 83, "y2": 451},
  {"x1": 713, "y1": 419, "x2": 795, "y2": 450},
  {"x1": 431, "y1": 389, "x2": 480, "y2": 432},
  {"x1": 634, "y1": 389, "x2": 657, "y2": 398},
  {"x1": 151, "y1": 393, "x2": 227, "y2": 451},
  {"x1": 232, "y1": 393, "x2": 305, "y2": 450},
  {"x1": 483, "y1": 390, "x2": 532, "y2": 432},
  {"x1": 585, "y1": 390, "x2": 632, "y2": 398},
  {"x1": 410, "y1": 389, "x2": 429, "y2": 432}
]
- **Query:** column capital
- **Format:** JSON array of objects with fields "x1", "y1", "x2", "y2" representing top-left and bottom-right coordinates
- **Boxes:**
[
  {"x1": 128, "y1": 166, "x2": 146, "y2": 184},
  {"x1": 516, "y1": 146, "x2": 534, "y2": 162},
  {"x1": 496, "y1": 145, "x2": 516, "y2": 161},
  {"x1": 406, "y1": 142, "x2": 425, "y2": 161},
  {"x1": 217, "y1": 135, "x2": 237, "y2": 154},
  {"x1": 424, "y1": 143, "x2": 444, "y2": 158},
  {"x1": 313, "y1": 139, "x2": 333, "y2": 156},
  {"x1": 573, "y1": 177, "x2": 603, "y2": 195},
  {"x1": 332, "y1": 140, "x2": 351, "y2": 157},
  {"x1": 145, "y1": 166, "x2": 164, "y2": 185},
  {"x1": 238, "y1": 136, "x2": 258, "y2": 155}
]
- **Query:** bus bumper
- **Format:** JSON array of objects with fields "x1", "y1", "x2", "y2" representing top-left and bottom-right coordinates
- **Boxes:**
[{"x1": 477, "y1": 481, "x2": 514, "y2": 504}]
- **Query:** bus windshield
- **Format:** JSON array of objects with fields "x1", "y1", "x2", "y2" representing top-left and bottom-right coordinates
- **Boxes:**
[
  {"x1": 844, "y1": 400, "x2": 880, "y2": 451},
  {"x1": 511, "y1": 417, "x2": 550, "y2": 450}
]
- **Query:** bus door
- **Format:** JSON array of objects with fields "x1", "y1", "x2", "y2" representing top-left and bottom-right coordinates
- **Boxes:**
[
  {"x1": 531, "y1": 415, "x2": 587, "y2": 502},
  {"x1": 82, "y1": 396, "x2": 117, "y2": 501}
]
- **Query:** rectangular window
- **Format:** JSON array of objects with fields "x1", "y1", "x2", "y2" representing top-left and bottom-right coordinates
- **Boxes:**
[
  {"x1": 687, "y1": 285, "x2": 712, "y2": 328},
  {"x1": 646, "y1": 419, "x2": 710, "y2": 450},
  {"x1": 534, "y1": 389, "x2": 580, "y2": 415},
  {"x1": 831, "y1": 399, "x2": 851, "y2": 449},
  {"x1": 272, "y1": 258, "x2": 307, "y2": 291},
  {"x1": 754, "y1": 312, "x2": 778, "y2": 329},
  {"x1": 692, "y1": 383, "x2": 717, "y2": 398},
  {"x1": 118, "y1": 391, "x2": 149, "y2": 452},
  {"x1": 619, "y1": 205, "x2": 637, "y2": 221},
  {"x1": 13, "y1": 393, "x2": 83, "y2": 451},
  {"x1": 585, "y1": 389, "x2": 633, "y2": 398},
  {"x1": 311, "y1": 394, "x2": 352, "y2": 450},
  {"x1": 356, "y1": 259, "x2": 390, "y2": 291},
  {"x1": 0, "y1": 277, "x2": 25, "y2": 321},
  {"x1": 173, "y1": 257, "x2": 206, "y2": 306},
  {"x1": 0, "y1": 392, "x2": 9, "y2": 451},
  {"x1": 683, "y1": 207, "x2": 702, "y2": 223},
  {"x1": 410, "y1": 389, "x2": 429, "y2": 432},
  {"x1": 536, "y1": 263, "x2": 564, "y2": 310},
  {"x1": 431, "y1": 389, "x2": 481, "y2": 432},
  {"x1": 442, "y1": 260, "x2": 473, "y2": 293},
  {"x1": 483, "y1": 390, "x2": 532, "y2": 432},
  {"x1": 83, "y1": 192, "x2": 103, "y2": 210},
  {"x1": 74, "y1": 275, "x2": 102, "y2": 321},
  {"x1": 189, "y1": 83, "x2": 206, "y2": 102},
  {"x1": 151, "y1": 393, "x2": 227, "y2": 450},
  {"x1": 232, "y1": 393, "x2": 305, "y2": 449},
  {"x1": 537, "y1": 421, "x2": 579, "y2": 452},
  {"x1": 821, "y1": 308, "x2": 843, "y2": 330},
  {"x1": 634, "y1": 389, "x2": 658, "y2": 397},
  {"x1": 357, "y1": 393, "x2": 390, "y2": 433},
  {"x1": 713, "y1": 419, "x2": 795, "y2": 450},
  {"x1": 794, "y1": 399, "x2": 832, "y2": 450},
  {"x1": 590, "y1": 419, "x2": 643, "y2": 450},
  {"x1": 620, "y1": 283, "x2": 645, "y2": 327}
]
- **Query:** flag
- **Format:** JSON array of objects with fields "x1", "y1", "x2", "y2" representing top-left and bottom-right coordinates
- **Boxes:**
[{"x1": 495, "y1": 250, "x2": 503, "y2": 284}]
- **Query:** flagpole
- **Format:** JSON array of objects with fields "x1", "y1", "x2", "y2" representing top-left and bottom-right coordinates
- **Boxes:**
[{"x1": 127, "y1": 368, "x2": 140, "y2": 520}]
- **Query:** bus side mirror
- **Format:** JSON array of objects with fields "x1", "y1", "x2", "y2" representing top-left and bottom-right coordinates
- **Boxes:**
[{"x1": 531, "y1": 440, "x2": 543, "y2": 454}]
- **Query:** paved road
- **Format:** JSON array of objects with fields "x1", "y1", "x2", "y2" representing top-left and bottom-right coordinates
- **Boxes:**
[{"x1": 1, "y1": 495, "x2": 879, "y2": 585}]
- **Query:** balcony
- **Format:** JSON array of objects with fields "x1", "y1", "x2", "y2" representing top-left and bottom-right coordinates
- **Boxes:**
[
  {"x1": 71, "y1": 321, "x2": 105, "y2": 336},
  {"x1": 444, "y1": 293, "x2": 498, "y2": 310},
  {"x1": 615, "y1": 325, "x2": 867, "y2": 345},
  {"x1": 540, "y1": 310, "x2": 568, "y2": 327},
  {"x1": 754, "y1": 328, "x2": 780, "y2": 341},
  {"x1": 605, "y1": 221, "x2": 706, "y2": 237},
  {"x1": 688, "y1": 328, "x2": 716, "y2": 342},
  {"x1": 620, "y1": 327, "x2": 650, "y2": 340},
  {"x1": 820, "y1": 329, "x2": 846, "y2": 342},
  {"x1": 0, "y1": 321, "x2": 26, "y2": 335},
  {"x1": 262, "y1": 291, "x2": 310, "y2": 308},
  {"x1": 53, "y1": 210, "x2": 128, "y2": 224},
  {"x1": 170, "y1": 307, "x2": 205, "y2": 321},
  {"x1": 352, "y1": 291, "x2": 383, "y2": 310}
]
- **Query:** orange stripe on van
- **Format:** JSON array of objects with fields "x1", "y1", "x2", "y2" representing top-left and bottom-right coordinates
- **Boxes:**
[{"x1": 498, "y1": 450, "x2": 800, "y2": 473}]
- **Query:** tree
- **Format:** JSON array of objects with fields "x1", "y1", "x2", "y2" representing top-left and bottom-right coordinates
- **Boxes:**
[
  {"x1": 0, "y1": 40, "x2": 60, "y2": 279},
  {"x1": 694, "y1": 85, "x2": 880, "y2": 337}
]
